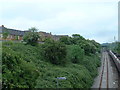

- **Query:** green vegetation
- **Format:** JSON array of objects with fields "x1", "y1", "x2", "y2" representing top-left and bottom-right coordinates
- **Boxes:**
[
  {"x1": 2, "y1": 33, "x2": 101, "y2": 88},
  {"x1": 114, "y1": 42, "x2": 120, "y2": 54},
  {"x1": 2, "y1": 42, "x2": 39, "y2": 88},
  {"x1": 3, "y1": 28, "x2": 9, "y2": 39},
  {"x1": 15, "y1": 36, "x2": 19, "y2": 40},
  {"x1": 104, "y1": 42, "x2": 120, "y2": 54},
  {"x1": 41, "y1": 39, "x2": 67, "y2": 65},
  {"x1": 67, "y1": 45, "x2": 84, "y2": 64},
  {"x1": 23, "y1": 27, "x2": 40, "y2": 46}
]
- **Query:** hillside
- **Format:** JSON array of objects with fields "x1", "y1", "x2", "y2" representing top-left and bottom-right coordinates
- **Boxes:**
[{"x1": 2, "y1": 34, "x2": 101, "y2": 88}]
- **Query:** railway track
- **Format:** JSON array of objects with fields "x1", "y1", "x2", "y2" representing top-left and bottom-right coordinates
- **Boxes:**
[
  {"x1": 92, "y1": 50, "x2": 119, "y2": 89},
  {"x1": 99, "y1": 52, "x2": 109, "y2": 89}
]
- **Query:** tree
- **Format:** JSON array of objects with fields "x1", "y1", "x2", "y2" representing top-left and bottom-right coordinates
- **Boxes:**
[
  {"x1": 70, "y1": 34, "x2": 85, "y2": 45},
  {"x1": 28, "y1": 27, "x2": 38, "y2": 32},
  {"x1": 23, "y1": 27, "x2": 40, "y2": 46},
  {"x1": 59, "y1": 36, "x2": 70, "y2": 45},
  {"x1": 79, "y1": 40, "x2": 99, "y2": 55},
  {"x1": 114, "y1": 42, "x2": 120, "y2": 54},
  {"x1": 3, "y1": 28, "x2": 9, "y2": 40},
  {"x1": 15, "y1": 36, "x2": 19, "y2": 40},
  {"x1": 67, "y1": 45, "x2": 84, "y2": 63},
  {"x1": 72, "y1": 34, "x2": 80, "y2": 38},
  {"x1": 42, "y1": 40, "x2": 67, "y2": 65},
  {"x1": 72, "y1": 34, "x2": 85, "y2": 40}
]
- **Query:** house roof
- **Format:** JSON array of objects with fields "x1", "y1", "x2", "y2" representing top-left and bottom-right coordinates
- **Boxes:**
[
  {"x1": 0, "y1": 26, "x2": 29, "y2": 36},
  {"x1": 39, "y1": 31, "x2": 51, "y2": 36},
  {"x1": 6, "y1": 29, "x2": 28, "y2": 36},
  {"x1": 53, "y1": 35, "x2": 68, "y2": 37}
]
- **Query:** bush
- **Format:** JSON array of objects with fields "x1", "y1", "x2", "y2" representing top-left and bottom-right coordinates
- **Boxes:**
[
  {"x1": 59, "y1": 36, "x2": 71, "y2": 45},
  {"x1": 2, "y1": 45, "x2": 39, "y2": 88},
  {"x1": 2, "y1": 38, "x2": 101, "y2": 88},
  {"x1": 41, "y1": 40, "x2": 67, "y2": 65},
  {"x1": 67, "y1": 45, "x2": 84, "y2": 63},
  {"x1": 80, "y1": 55, "x2": 101, "y2": 77},
  {"x1": 115, "y1": 42, "x2": 120, "y2": 54},
  {"x1": 23, "y1": 27, "x2": 40, "y2": 46},
  {"x1": 35, "y1": 64, "x2": 93, "y2": 88},
  {"x1": 79, "y1": 41, "x2": 97, "y2": 55}
]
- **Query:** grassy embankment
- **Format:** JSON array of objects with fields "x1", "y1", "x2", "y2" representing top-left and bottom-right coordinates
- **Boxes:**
[{"x1": 2, "y1": 41, "x2": 101, "y2": 88}]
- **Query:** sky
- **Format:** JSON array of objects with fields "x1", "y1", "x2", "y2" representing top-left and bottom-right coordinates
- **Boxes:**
[{"x1": 0, "y1": 0, "x2": 119, "y2": 43}]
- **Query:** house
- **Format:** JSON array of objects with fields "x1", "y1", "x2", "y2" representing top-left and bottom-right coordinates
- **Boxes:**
[
  {"x1": 38, "y1": 31, "x2": 52, "y2": 41},
  {"x1": 52, "y1": 35, "x2": 69, "y2": 41},
  {"x1": 0, "y1": 25, "x2": 69, "y2": 41},
  {"x1": 0, "y1": 25, "x2": 28, "y2": 40}
]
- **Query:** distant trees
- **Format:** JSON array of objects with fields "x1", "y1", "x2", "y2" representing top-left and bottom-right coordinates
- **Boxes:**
[
  {"x1": 114, "y1": 42, "x2": 120, "y2": 54},
  {"x1": 59, "y1": 34, "x2": 101, "y2": 56},
  {"x1": 23, "y1": 27, "x2": 40, "y2": 46},
  {"x1": 117, "y1": 43, "x2": 120, "y2": 54}
]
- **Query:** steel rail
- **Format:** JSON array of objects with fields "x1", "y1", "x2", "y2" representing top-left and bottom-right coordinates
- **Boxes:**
[{"x1": 99, "y1": 52, "x2": 105, "y2": 90}]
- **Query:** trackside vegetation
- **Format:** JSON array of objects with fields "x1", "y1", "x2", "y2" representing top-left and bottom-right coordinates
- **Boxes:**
[
  {"x1": 2, "y1": 33, "x2": 101, "y2": 88},
  {"x1": 115, "y1": 42, "x2": 120, "y2": 54},
  {"x1": 106, "y1": 42, "x2": 120, "y2": 54}
]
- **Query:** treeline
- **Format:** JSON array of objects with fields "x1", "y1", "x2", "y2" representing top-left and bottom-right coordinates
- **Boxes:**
[
  {"x1": 41, "y1": 34, "x2": 101, "y2": 65},
  {"x1": 2, "y1": 29, "x2": 101, "y2": 88},
  {"x1": 106, "y1": 42, "x2": 120, "y2": 54},
  {"x1": 114, "y1": 42, "x2": 120, "y2": 54}
]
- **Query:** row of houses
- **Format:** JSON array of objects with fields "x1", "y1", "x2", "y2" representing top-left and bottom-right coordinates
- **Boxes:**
[{"x1": 0, "y1": 25, "x2": 68, "y2": 41}]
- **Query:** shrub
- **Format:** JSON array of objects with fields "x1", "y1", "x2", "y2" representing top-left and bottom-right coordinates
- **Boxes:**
[
  {"x1": 67, "y1": 45, "x2": 84, "y2": 63},
  {"x1": 2, "y1": 37, "x2": 101, "y2": 88},
  {"x1": 59, "y1": 36, "x2": 71, "y2": 45},
  {"x1": 2, "y1": 46, "x2": 39, "y2": 88},
  {"x1": 115, "y1": 42, "x2": 120, "y2": 54},
  {"x1": 35, "y1": 64, "x2": 93, "y2": 88},
  {"x1": 23, "y1": 27, "x2": 40, "y2": 46},
  {"x1": 2, "y1": 28, "x2": 9, "y2": 39},
  {"x1": 41, "y1": 40, "x2": 67, "y2": 65}
]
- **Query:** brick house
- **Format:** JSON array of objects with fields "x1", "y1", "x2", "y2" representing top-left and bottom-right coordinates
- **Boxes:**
[
  {"x1": 0, "y1": 25, "x2": 69, "y2": 41},
  {"x1": 38, "y1": 31, "x2": 52, "y2": 41},
  {"x1": 0, "y1": 25, "x2": 28, "y2": 40}
]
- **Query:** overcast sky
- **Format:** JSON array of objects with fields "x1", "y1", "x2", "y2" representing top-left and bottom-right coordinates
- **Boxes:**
[{"x1": 0, "y1": 0, "x2": 119, "y2": 43}]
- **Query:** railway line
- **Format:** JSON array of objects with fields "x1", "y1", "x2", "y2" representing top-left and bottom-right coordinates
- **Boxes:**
[
  {"x1": 92, "y1": 49, "x2": 120, "y2": 89},
  {"x1": 98, "y1": 51, "x2": 110, "y2": 89}
]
